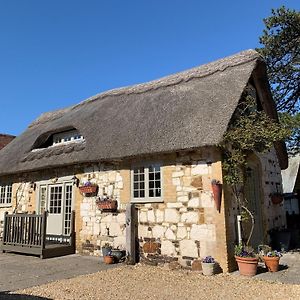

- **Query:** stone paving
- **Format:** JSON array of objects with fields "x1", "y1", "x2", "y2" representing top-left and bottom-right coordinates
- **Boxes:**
[{"x1": 0, "y1": 253, "x2": 116, "y2": 293}]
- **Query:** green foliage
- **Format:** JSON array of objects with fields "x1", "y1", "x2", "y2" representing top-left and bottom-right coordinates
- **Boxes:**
[
  {"x1": 257, "y1": 6, "x2": 300, "y2": 153},
  {"x1": 220, "y1": 87, "x2": 290, "y2": 185}
]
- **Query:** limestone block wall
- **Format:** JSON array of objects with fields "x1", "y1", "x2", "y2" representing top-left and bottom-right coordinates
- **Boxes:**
[
  {"x1": 259, "y1": 148, "x2": 286, "y2": 233},
  {"x1": 79, "y1": 166, "x2": 127, "y2": 255}
]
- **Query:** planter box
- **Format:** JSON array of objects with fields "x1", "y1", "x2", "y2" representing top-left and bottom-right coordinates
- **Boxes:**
[
  {"x1": 97, "y1": 200, "x2": 118, "y2": 212},
  {"x1": 79, "y1": 185, "x2": 98, "y2": 195}
]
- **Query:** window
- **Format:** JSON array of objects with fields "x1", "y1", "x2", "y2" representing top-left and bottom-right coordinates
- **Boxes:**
[
  {"x1": 132, "y1": 164, "x2": 162, "y2": 202},
  {"x1": 0, "y1": 184, "x2": 12, "y2": 206},
  {"x1": 52, "y1": 130, "x2": 84, "y2": 146}
]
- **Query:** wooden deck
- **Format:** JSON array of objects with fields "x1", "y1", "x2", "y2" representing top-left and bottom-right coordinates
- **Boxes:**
[{"x1": 0, "y1": 211, "x2": 75, "y2": 258}]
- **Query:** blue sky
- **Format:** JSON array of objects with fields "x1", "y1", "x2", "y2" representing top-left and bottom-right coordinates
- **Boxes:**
[{"x1": 0, "y1": 0, "x2": 299, "y2": 135}]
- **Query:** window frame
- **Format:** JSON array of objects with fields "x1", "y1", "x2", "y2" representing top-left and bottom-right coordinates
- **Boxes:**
[
  {"x1": 131, "y1": 163, "x2": 163, "y2": 203},
  {"x1": 52, "y1": 130, "x2": 84, "y2": 146},
  {"x1": 0, "y1": 184, "x2": 12, "y2": 207}
]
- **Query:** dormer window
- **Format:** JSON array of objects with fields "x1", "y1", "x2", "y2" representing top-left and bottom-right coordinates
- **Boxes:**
[
  {"x1": 52, "y1": 130, "x2": 84, "y2": 146},
  {"x1": 32, "y1": 128, "x2": 84, "y2": 150}
]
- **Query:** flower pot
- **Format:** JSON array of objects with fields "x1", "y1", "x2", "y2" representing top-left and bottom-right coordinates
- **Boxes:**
[
  {"x1": 103, "y1": 255, "x2": 114, "y2": 264},
  {"x1": 263, "y1": 256, "x2": 280, "y2": 272},
  {"x1": 201, "y1": 262, "x2": 215, "y2": 276},
  {"x1": 102, "y1": 246, "x2": 112, "y2": 257},
  {"x1": 97, "y1": 200, "x2": 118, "y2": 212},
  {"x1": 211, "y1": 182, "x2": 222, "y2": 213},
  {"x1": 111, "y1": 249, "x2": 126, "y2": 262},
  {"x1": 235, "y1": 256, "x2": 258, "y2": 276},
  {"x1": 79, "y1": 185, "x2": 98, "y2": 195}
]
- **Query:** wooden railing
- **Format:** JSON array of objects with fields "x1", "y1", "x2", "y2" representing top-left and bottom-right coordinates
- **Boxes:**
[{"x1": 1, "y1": 211, "x2": 75, "y2": 258}]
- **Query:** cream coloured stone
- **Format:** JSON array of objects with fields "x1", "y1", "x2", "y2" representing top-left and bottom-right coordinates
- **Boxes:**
[
  {"x1": 109, "y1": 222, "x2": 123, "y2": 236},
  {"x1": 200, "y1": 192, "x2": 214, "y2": 207},
  {"x1": 93, "y1": 223, "x2": 101, "y2": 236},
  {"x1": 101, "y1": 214, "x2": 113, "y2": 223},
  {"x1": 177, "y1": 226, "x2": 187, "y2": 239},
  {"x1": 177, "y1": 196, "x2": 189, "y2": 203},
  {"x1": 161, "y1": 240, "x2": 176, "y2": 256},
  {"x1": 176, "y1": 185, "x2": 183, "y2": 192},
  {"x1": 139, "y1": 211, "x2": 148, "y2": 223},
  {"x1": 80, "y1": 203, "x2": 90, "y2": 211},
  {"x1": 138, "y1": 225, "x2": 150, "y2": 237},
  {"x1": 116, "y1": 173, "x2": 122, "y2": 182},
  {"x1": 165, "y1": 228, "x2": 176, "y2": 240},
  {"x1": 108, "y1": 171, "x2": 117, "y2": 182},
  {"x1": 182, "y1": 186, "x2": 196, "y2": 192},
  {"x1": 172, "y1": 178, "x2": 181, "y2": 186},
  {"x1": 190, "y1": 224, "x2": 208, "y2": 241},
  {"x1": 188, "y1": 197, "x2": 200, "y2": 208},
  {"x1": 181, "y1": 212, "x2": 199, "y2": 224},
  {"x1": 147, "y1": 210, "x2": 155, "y2": 223},
  {"x1": 152, "y1": 225, "x2": 166, "y2": 238},
  {"x1": 82, "y1": 216, "x2": 90, "y2": 223},
  {"x1": 115, "y1": 213, "x2": 125, "y2": 225},
  {"x1": 179, "y1": 240, "x2": 198, "y2": 257},
  {"x1": 113, "y1": 236, "x2": 126, "y2": 249},
  {"x1": 170, "y1": 225, "x2": 177, "y2": 231},
  {"x1": 156, "y1": 209, "x2": 164, "y2": 223},
  {"x1": 166, "y1": 202, "x2": 183, "y2": 208},
  {"x1": 172, "y1": 171, "x2": 184, "y2": 178},
  {"x1": 179, "y1": 207, "x2": 187, "y2": 213},
  {"x1": 116, "y1": 181, "x2": 123, "y2": 189},
  {"x1": 191, "y1": 163, "x2": 209, "y2": 175},
  {"x1": 165, "y1": 209, "x2": 180, "y2": 223}
]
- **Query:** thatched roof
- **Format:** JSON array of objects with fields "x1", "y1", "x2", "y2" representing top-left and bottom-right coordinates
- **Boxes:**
[{"x1": 0, "y1": 50, "x2": 287, "y2": 176}]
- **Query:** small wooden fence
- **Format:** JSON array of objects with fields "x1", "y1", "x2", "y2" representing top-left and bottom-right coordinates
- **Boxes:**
[{"x1": 1, "y1": 211, "x2": 75, "y2": 258}]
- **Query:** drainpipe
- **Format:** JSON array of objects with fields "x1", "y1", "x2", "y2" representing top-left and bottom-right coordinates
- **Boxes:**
[{"x1": 237, "y1": 215, "x2": 242, "y2": 244}]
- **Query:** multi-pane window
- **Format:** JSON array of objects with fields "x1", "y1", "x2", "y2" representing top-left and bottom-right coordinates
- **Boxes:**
[
  {"x1": 39, "y1": 186, "x2": 47, "y2": 213},
  {"x1": 0, "y1": 184, "x2": 12, "y2": 206},
  {"x1": 64, "y1": 184, "x2": 73, "y2": 235},
  {"x1": 132, "y1": 165, "x2": 162, "y2": 202},
  {"x1": 52, "y1": 130, "x2": 84, "y2": 146},
  {"x1": 49, "y1": 185, "x2": 63, "y2": 214}
]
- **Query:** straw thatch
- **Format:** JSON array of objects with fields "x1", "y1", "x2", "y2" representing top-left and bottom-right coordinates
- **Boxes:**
[{"x1": 0, "y1": 50, "x2": 287, "y2": 176}]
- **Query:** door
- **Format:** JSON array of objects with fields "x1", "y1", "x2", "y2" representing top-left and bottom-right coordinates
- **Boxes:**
[
  {"x1": 244, "y1": 160, "x2": 264, "y2": 249},
  {"x1": 38, "y1": 182, "x2": 73, "y2": 236}
]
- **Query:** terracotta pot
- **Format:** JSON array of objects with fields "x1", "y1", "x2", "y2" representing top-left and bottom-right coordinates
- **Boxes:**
[
  {"x1": 79, "y1": 185, "x2": 98, "y2": 195},
  {"x1": 103, "y1": 255, "x2": 114, "y2": 264},
  {"x1": 263, "y1": 256, "x2": 280, "y2": 272},
  {"x1": 235, "y1": 256, "x2": 258, "y2": 276},
  {"x1": 201, "y1": 262, "x2": 215, "y2": 276},
  {"x1": 211, "y1": 182, "x2": 222, "y2": 213}
]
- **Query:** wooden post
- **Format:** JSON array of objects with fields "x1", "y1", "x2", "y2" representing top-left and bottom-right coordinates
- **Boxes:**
[
  {"x1": 126, "y1": 203, "x2": 138, "y2": 265},
  {"x1": 40, "y1": 211, "x2": 47, "y2": 258},
  {"x1": 1, "y1": 212, "x2": 8, "y2": 253}
]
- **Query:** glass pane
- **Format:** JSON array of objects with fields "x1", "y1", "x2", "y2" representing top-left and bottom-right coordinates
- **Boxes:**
[
  {"x1": 140, "y1": 190, "x2": 145, "y2": 198},
  {"x1": 155, "y1": 172, "x2": 160, "y2": 180},
  {"x1": 149, "y1": 181, "x2": 154, "y2": 189},
  {"x1": 149, "y1": 189, "x2": 154, "y2": 197},
  {"x1": 149, "y1": 172, "x2": 154, "y2": 180},
  {"x1": 134, "y1": 191, "x2": 139, "y2": 198}
]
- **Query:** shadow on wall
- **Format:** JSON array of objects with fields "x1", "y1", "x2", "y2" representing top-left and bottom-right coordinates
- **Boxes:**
[{"x1": 0, "y1": 292, "x2": 50, "y2": 300}]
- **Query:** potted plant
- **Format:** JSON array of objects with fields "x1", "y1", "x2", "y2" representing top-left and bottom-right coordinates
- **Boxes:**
[
  {"x1": 234, "y1": 244, "x2": 258, "y2": 276},
  {"x1": 101, "y1": 243, "x2": 112, "y2": 257},
  {"x1": 201, "y1": 256, "x2": 216, "y2": 276},
  {"x1": 111, "y1": 247, "x2": 126, "y2": 263},
  {"x1": 103, "y1": 250, "x2": 114, "y2": 264},
  {"x1": 263, "y1": 250, "x2": 282, "y2": 272},
  {"x1": 79, "y1": 181, "x2": 98, "y2": 195},
  {"x1": 96, "y1": 194, "x2": 118, "y2": 212}
]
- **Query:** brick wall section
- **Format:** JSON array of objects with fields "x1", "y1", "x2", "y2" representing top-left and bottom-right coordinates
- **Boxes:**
[{"x1": 0, "y1": 134, "x2": 15, "y2": 150}]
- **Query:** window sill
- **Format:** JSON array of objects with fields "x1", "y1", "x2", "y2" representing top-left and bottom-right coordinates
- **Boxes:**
[
  {"x1": 131, "y1": 198, "x2": 163, "y2": 204},
  {"x1": 0, "y1": 204, "x2": 12, "y2": 208}
]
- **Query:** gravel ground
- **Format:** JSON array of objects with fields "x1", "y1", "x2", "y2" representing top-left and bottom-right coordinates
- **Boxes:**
[{"x1": 10, "y1": 264, "x2": 300, "y2": 300}]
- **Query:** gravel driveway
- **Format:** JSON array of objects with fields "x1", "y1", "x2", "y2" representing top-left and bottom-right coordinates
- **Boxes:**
[{"x1": 10, "y1": 264, "x2": 300, "y2": 300}]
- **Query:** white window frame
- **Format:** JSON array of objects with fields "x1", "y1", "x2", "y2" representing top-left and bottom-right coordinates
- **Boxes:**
[
  {"x1": 131, "y1": 163, "x2": 163, "y2": 203},
  {"x1": 52, "y1": 130, "x2": 84, "y2": 146},
  {"x1": 0, "y1": 184, "x2": 12, "y2": 207}
]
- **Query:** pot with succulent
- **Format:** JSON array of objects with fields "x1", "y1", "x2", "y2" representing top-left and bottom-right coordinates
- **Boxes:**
[
  {"x1": 263, "y1": 250, "x2": 282, "y2": 272},
  {"x1": 201, "y1": 256, "x2": 216, "y2": 276},
  {"x1": 234, "y1": 244, "x2": 258, "y2": 276}
]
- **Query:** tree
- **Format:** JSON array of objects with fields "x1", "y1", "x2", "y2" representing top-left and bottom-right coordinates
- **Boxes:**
[{"x1": 257, "y1": 6, "x2": 300, "y2": 154}]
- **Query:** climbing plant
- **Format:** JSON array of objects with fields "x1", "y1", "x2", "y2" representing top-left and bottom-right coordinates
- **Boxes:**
[{"x1": 219, "y1": 85, "x2": 290, "y2": 245}]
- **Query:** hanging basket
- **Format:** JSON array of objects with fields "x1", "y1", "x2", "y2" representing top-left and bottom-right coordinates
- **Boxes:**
[
  {"x1": 79, "y1": 185, "x2": 98, "y2": 195},
  {"x1": 271, "y1": 193, "x2": 283, "y2": 205},
  {"x1": 97, "y1": 200, "x2": 118, "y2": 212},
  {"x1": 211, "y1": 180, "x2": 222, "y2": 213}
]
